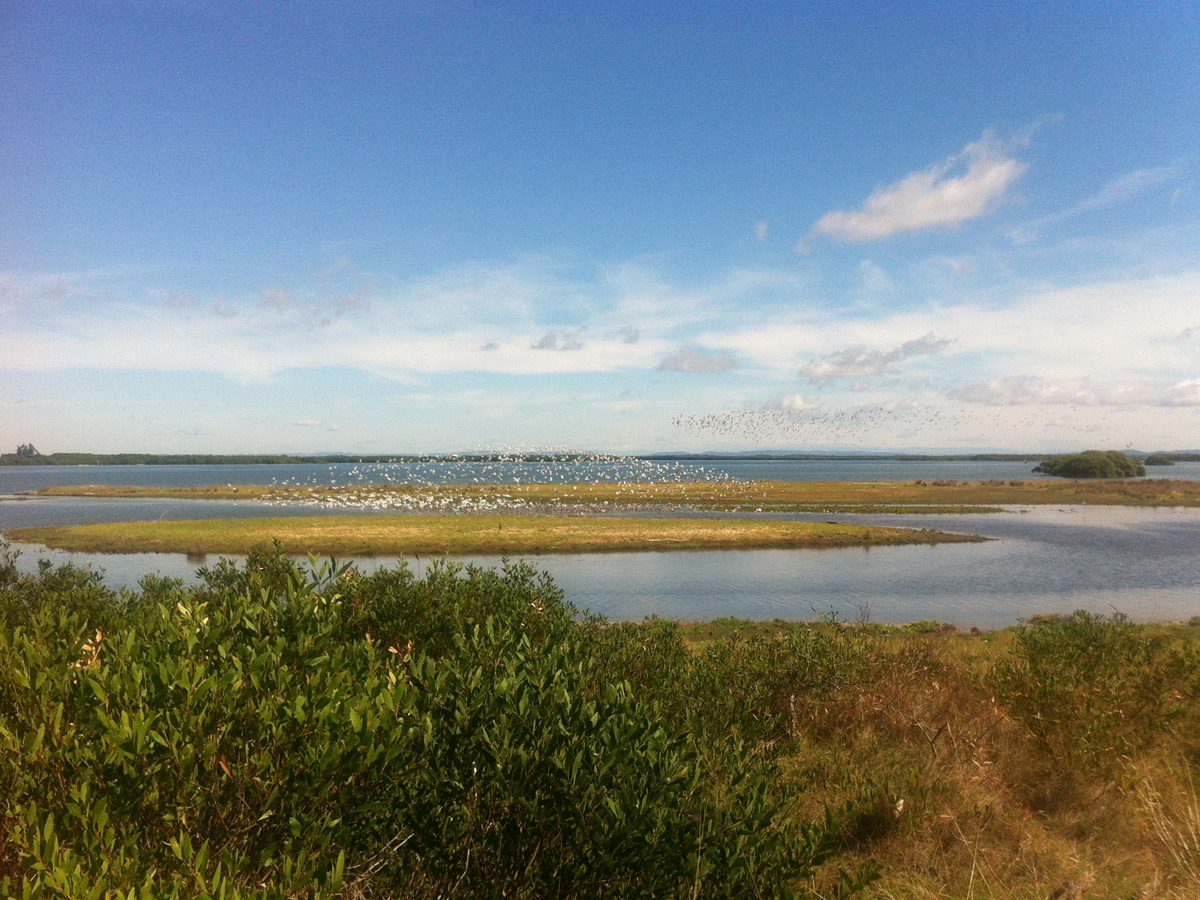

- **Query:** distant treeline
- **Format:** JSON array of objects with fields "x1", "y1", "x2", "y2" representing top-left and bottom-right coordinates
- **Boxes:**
[
  {"x1": 1, "y1": 452, "x2": 598, "y2": 467},
  {"x1": 0, "y1": 453, "x2": 413, "y2": 467},
  {"x1": 643, "y1": 452, "x2": 1052, "y2": 462},
  {"x1": 647, "y1": 451, "x2": 1200, "y2": 463}
]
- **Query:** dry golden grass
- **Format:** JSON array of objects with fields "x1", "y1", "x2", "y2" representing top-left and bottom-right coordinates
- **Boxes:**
[
  {"x1": 747, "y1": 626, "x2": 1200, "y2": 899},
  {"x1": 5, "y1": 514, "x2": 984, "y2": 556}
]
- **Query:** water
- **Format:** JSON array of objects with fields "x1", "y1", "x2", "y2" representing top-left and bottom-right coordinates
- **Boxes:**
[
  {"x1": 4, "y1": 458, "x2": 1199, "y2": 496},
  {"x1": 0, "y1": 458, "x2": 734, "y2": 494},
  {"x1": 3, "y1": 460, "x2": 1199, "y2": 627}
]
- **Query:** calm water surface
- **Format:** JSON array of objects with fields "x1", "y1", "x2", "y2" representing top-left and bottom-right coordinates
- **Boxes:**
[
  {"x1": 4, "y1": 459, "x2": 1199, "y2": 495},
  {"x1": 3, "y1": 461, "x2": 1199, "y2": 627}
]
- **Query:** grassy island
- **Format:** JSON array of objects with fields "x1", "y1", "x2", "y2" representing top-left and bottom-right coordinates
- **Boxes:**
[
  {"x1": 26, "y1": 476, "x2": 1200, "y2": 510},
  {"x1": 6, "y1": 514, "x2": 983, "y2": 556}
]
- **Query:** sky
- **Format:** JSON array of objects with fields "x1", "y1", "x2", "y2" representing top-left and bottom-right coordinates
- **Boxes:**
[{"x1": 2, "y1": 1, "x2": 1199, "y2": 455}]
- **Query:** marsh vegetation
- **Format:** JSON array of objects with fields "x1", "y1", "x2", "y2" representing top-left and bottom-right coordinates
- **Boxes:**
[{"x1": 2, "y1": 541, "x2": 1199, "y2": 898}]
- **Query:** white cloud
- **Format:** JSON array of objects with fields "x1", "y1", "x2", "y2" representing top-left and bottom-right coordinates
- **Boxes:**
[
  {"x1": 4, "y1": 252, "x2": 1200, "y2": 451},
  {"x1": 4, "y1": 255, "x2": 1199, "y2": 425},
  {"x1": 714, "y1": 270, "x2": 1200, "y2": 385},
  {"x1": 755, "y1": 220, "x2": 769, "y2": 242},
  {"x1": 950, "y1": 376, "x2": 1200, "y2": 408},
  {"x1": 798, "y1": 334, "x2": 952, "y2": 379},
  {"x1": 294, "y1": 419, "x2": 322, "y2": 427},
  {"x1": 765, "y1": 393, "x2": 815, "y2": 412},
  {"x1": 802, "y1": 131, "x2": 1027, "y2": 245},
  {"x1": 657, "y1": 346, "x2": 736, "y2": 373}
]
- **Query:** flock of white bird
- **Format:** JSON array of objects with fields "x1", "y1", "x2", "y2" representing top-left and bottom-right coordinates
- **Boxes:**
[{"x1": 260, "y1": 452, "x2": 745, "y2": 515}]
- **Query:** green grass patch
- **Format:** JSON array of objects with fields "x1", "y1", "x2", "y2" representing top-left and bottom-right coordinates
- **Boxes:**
[{"x1": 6, "y1": 514, "x2": 984, "y2": 556}]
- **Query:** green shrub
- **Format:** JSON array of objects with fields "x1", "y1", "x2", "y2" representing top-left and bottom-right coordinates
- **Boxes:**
[
  {"x1": 338, "y1": 555, "x2": 578, "y2": 658},
  {"x1": 389, "y1": 618, "x2": 853, "y2": 898},
  {"x1": 990, "y1": 611, "x2": 1192, "y2": 779},
  {"x1": 0, "y1": 546, "x2": 864, "y2": 898},
  {"x1": 1032, "y1": 450, "x2": 1146, "y2": 478},
  {"x1": 1, "y1": 555, "x2": 403, "y2": 897}
]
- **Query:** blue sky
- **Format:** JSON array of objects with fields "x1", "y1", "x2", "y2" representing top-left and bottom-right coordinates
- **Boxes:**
[{"x1": 2, "y1": 1, "x2": 1199, "y2": 454}]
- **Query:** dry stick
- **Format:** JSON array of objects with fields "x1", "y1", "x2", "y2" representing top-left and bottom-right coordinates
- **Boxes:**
[
  {"x1": 946, "y1": 809, "x2": 1014, "y2": 900},
  {"x1": 911, "y1": 720, "x2": 947, "y2": 758}
]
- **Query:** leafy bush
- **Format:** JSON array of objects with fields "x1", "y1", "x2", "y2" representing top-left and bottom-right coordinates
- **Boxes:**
[
  {"x1": 990, "y1": 611, "x2": 1193, "y2": 779},
  {"x1": 0, "y1": 543, "x2": 862, "y2": 898}
]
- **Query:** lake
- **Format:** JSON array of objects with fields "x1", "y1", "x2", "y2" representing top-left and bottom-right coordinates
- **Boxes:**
[{"x1": 3, "y1": 459, "x2": 1199, "y2": 628}]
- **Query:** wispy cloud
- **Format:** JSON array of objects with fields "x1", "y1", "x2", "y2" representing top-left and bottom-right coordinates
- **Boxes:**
[
  {"x1": 1015, "y1": 164, "x2": 1185, "y2": 240},
  {"x1": 950, "y1": 375, "x2": 1200, "y2": 408},
  {"x1": 1084, "y1": 165, "x2": 1184, "y2": 209},
  {"x1": 800, "y1": 131, "x2": 1027, "y2": 246},
  {"x1": 657, "y1": 346, "x2": 736, "y2": 373},
  {"x1": 798, "y1": 334, "x2": 951, "y2": 379},
  {"x1": 4, "y1": 257, "x2": 1199, "y2": 411}
]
